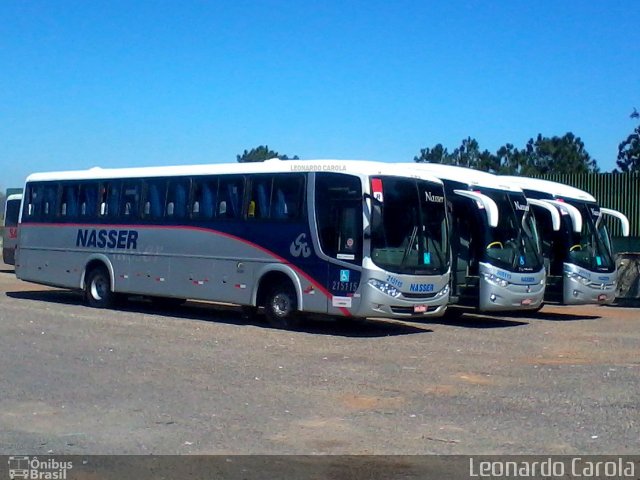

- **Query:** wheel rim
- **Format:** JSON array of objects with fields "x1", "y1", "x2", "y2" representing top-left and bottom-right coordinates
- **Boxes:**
[
  {"x1": 271, "y1": 292, "x2": 292, "y2": 318},
  {"x1": 91, "y1": 274, "x2": 108, "y2": 301}
]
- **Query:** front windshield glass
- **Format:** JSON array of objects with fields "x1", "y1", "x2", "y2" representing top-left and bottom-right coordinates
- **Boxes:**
[
  {"x1": 477, "y1": 188, "x2": 543, "y2": 272},
  {"x1": 565, "y1": 201, "x2": 615, "y2": 271},
  {"x1": 370, "y1": 177, "x2": 450, "y2": 275}
]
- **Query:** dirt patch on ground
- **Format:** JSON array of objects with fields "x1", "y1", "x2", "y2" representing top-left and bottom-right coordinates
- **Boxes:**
[
  {"x1": 422, "y1": 384, "x2": 457, "y2": 395},
  {"x1": 340, "y1": 394, "x2": 405, "y2": 411},
  {"x1": 524, "y1": 353, "x2": 592, "y2": 366},
  {"x1": 454, "y1": 373, "x2": 496, "y2": 386}
]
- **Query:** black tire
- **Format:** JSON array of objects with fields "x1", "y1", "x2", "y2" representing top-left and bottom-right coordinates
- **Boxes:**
[
  {"x1": 263, "y1": 282, "x2": 299, "y2": 329},
  {"x1": 85, "y1": 266, "x2": 113, "y2": 308}
]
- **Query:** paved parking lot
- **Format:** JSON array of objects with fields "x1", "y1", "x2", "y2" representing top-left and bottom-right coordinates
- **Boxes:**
[{"x1": 0, "y1": 262, "x2": 638, "y2": 454}]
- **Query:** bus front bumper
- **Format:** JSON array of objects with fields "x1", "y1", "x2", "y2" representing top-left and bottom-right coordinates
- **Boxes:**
[
  {"x1": 355, "y1": 277, "x2": 450, "y2": 319},
  {"x1": 478, "y1": 264, "x2": 546, "y2": 312},
  {"x1": 563, "y1": 276, "x2": 616, "y2": 305}
]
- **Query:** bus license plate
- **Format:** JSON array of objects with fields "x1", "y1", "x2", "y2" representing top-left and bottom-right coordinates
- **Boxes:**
[
  {"x1": 414, "y1": 305, "x2": 427, "y2": 313},
  {"x1": 521, "y1": 298, "x2": 532, "y2": 306}
]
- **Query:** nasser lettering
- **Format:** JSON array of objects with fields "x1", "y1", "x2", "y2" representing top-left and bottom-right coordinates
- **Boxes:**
[{"x1": 76, "y1": 229, "x2": 138, "y2": 250}]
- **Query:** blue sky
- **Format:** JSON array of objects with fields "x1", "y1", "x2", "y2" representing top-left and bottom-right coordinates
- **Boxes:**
[{"x1": 1, "y1": 0, "x2": 638, "y2": 189}]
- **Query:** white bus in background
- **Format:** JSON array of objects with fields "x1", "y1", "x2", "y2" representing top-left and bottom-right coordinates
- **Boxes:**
[
  {"x1": 501, "y1": 176, "x2": 629, "y2": 305},
  {"x1": 2, "y1": 193, "x2": 22, "y2": 265},
  {"x1": 404, "y1": 163, "x2": 546, "y2": 312},
  {"x1": 16, "y1": 159, "x2": 451, "y2": 328}
]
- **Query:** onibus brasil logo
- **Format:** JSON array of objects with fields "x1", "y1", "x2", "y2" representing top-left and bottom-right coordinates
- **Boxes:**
[{"x1": 8, "y1": 457, "x2": 72, "y2": 480}]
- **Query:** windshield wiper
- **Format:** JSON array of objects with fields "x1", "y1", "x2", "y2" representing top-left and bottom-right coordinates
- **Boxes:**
[{"x1": 401, "y1": 226, "x2": 418, "y2": 267}]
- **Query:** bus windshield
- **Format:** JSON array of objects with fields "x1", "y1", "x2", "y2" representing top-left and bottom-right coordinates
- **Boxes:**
[
  {"x1": 565, "y1": 201, "x2": 615, "y2": 271},
  {"x1": 478, "y1": 189, "x2": 542, "y2": 272},
  {"x1": 370, "y1": 177, "x2": 449, "y2": 275},
  {"x1": 4, "y1": 197, "x2": 21, "y2": 226}
]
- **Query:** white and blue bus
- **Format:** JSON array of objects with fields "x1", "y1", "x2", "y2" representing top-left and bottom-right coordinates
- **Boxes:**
[
  {"x1": 16, "y1": 159, "x2": 451, "y2": 328},
  {"x1": 2, "y1": 193, "x2": 22, "y2": 265},
  {"x1": 405, "y1": 164, "x2": 546, "y2": 312},
  {"x1": 501, "y1": 176, "x2": 629, "y2": 305}
]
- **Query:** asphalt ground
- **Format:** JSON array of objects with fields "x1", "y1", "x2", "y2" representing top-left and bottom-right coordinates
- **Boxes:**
[{"x1": 0, "y1": 262, "x2": 638, "y2": 455}]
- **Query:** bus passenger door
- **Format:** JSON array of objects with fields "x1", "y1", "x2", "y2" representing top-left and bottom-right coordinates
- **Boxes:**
[{"x1": 314, "y1": 173, "x2": 363, "y2": 317}]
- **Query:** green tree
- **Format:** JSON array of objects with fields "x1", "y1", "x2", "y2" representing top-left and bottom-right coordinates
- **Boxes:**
[
  {"x1": 413, "y1": 143, "x2": 452, "y2": 164},
  {"x1": 451, "y1": 137, "x2": 481, "y2": 168},
  {"x1": 415, "y1": 132, "x2": 599, "y2": 175},
  {"x1": 615, "y1": 110, "x2": 640, "y2": 172},
  {"x1": 415, "y1": 138, "x2": 497, "y2": 171},
  {"x1": 495, "y1": 143, "x2": 530, "y2": 175},
  {"x1": 236, "y1": 145, "x2": 299, "y2": 163},
  {"x1": 524, "y1": 133, "x2": 599, "y2": 175}
]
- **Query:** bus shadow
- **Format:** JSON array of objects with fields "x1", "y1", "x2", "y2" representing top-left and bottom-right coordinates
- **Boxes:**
[
  {"x1": 5, "y1": 290, "x2": 432, "y2": 338},
  {"x1": 0, "y1": 268, "x2": 15, "y2": 274},
  {"x1": 501, "y1": 311, "x2": 601, "y2": 321},
  {"x1": 425, "y1": 314, "x2": 528, "y2": 329},
  {"x1": 7, "y1": 289, "x2": 82, "y2": 305}
]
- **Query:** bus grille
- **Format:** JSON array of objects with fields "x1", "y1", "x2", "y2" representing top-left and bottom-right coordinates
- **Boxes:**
[
  {"x1": 390, "y1": 305, "x2": 438, "y2": 315},
  {"x1": 401, "y1": 292, "x2": 438, "y2": 300}
]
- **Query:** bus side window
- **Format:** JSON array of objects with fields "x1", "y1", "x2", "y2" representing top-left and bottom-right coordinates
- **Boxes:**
[
  {"x1": 143, "y1": 180, "x2": 167, "y2": 220},
  {"x1": 272, "y1": 174, "x2": 304, "y2": 220},
  {"x1": 218, "y1": 177, "x2": 244, "y2": 219},
  {"x1": 43, "y1": 184, "x2": 59, "y2": 219},
  {"x1": 121, "y1": 182, "x2": 141, "y2": 219},
  {"x1": 191, "y1": 178, "x2": 217, "y2": 220},
  {"x1": 101, "y1": 182, "x2": 121, "y2": 217},
  {"x1": 273, "y1": 188, "x2": 287, "y2": 219},
  {"x1": 166, "y1": 180, "x2": 189, "y2": 219},
  {"x1": 249, "y1": 176, "x2": 272, "y2": 219},
  {"x1": 25, "y1": 184, "x2": 43, "y2": 219},
  {"x1": 61, "y1": 185, "x2": 79, "y2": 218},
  {"x1": 79, "y1": 183, "x2": 98, "y2": 218}
]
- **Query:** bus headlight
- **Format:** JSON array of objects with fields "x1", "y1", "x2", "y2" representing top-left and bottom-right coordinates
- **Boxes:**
[
  {"x1": 434, "y1": 284, "x2": 450, "y2": 298},
  {"x1": 482, "y1": 273, "x2": 509, "y2": 288},
  {"x1": 368, "y1": 279, "x2": 401, "y2": 298},
  {"x1": 566, "y1": 272, "x2": 591, "y2": 286}
]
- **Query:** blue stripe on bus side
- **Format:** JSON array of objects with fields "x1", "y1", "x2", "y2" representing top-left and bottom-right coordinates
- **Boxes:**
[{"x1": 20, "y1": 222, "x2": 352, "y2": 316}]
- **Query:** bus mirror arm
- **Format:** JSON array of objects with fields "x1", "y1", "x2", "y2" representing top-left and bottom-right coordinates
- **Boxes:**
[
  {"x1": 363, "y1": 193, "x2": 383, "y2": 237},
  {"x1": 453, "y1": 190, "x2": 499, "y2": 228},
  {"x1": 600, "y1": 208, "x2": 630, "y2": 237},
  {"x1": 528, "y1": 199, "x2": 561, "y2": 231},
  {"x1": 363, "y1": 192, "x2": 382, "y2": 206},
  {"x1": 541, "y1": 200, "x2": 582, "y2": 234}
]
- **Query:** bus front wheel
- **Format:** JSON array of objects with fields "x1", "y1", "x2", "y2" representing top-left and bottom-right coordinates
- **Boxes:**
[
  {"x1": 264, "y1": 283, "x2": 299, "y2": 329},
  {"x1": 85, "y1": 267, "x2": 113, "y2": 308}
]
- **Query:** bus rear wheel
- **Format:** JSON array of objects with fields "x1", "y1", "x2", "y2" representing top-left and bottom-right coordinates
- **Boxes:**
[
  {"x1": 85, "y1": 266, "x2": 113, "y2": 308},
  {"x1": 264, "y1": 283, "x2": 299, "y2": 329}
]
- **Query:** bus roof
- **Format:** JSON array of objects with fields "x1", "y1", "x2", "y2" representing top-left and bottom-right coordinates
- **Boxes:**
[
  {"x1": 6, "y1": 193, "x2": 22, "y2": 202},
  {"x1": 405, "y1": 163, "x2": 524, "y2": 193},
  {"x1": 500, "y1": 176, "x2": 596, "y2": 202},
  {"x1": 24, "y1": 159, "x2": 444, "y2": 186}
]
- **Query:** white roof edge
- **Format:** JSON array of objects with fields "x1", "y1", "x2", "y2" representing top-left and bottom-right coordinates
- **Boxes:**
[
  {"x1": 6, "y1": 193, "x2": 23, "y2": 202},
  {"x1": 404, "y1": 163, "x2": 524, "y2": 193},
  {"x1": 500, "y1": 175, "x2": 596, "y2": 202},
  {"x1": 23, "y1": 160, "x2": 443, "y2": 186}
]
